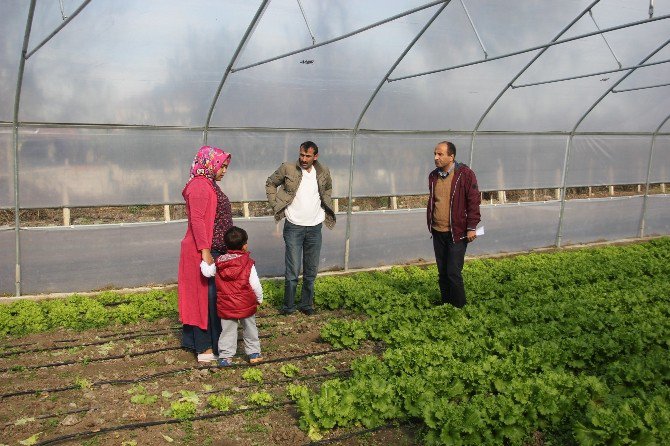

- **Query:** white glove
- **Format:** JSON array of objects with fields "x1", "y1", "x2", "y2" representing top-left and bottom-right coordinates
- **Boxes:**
[{"x1": 200, "y1": 260, "x2": 216, "y2": 278}]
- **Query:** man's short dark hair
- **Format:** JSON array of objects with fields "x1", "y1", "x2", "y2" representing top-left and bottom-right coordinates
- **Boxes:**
[
  {"x1": 224, "y1": 226, "x2": 248, "y2": 250},
  {"x1": 439, "y1": 141, "x2": 456, "y2": 157},
  {"x1": 300, "y1": 140, "x2": 318, "y2": 155}
]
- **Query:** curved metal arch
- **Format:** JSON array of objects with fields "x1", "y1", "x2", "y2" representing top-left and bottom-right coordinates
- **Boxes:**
[
  {"x1": 13, "y1": 0, "x2": 38, "y2": 296},
  {"x1": 230, "y1": 0, "x2": 448, "y2": 74},
  {"x1": 555, "y1": 37, "x2": 670, "y2": 247},
  {"x1": 640, "y1": 113, "x2": 670, "y2": 237},
  {"x1": 468, "y1": 0, "x2": 601, "y2": 167},
  {"x1": 203, "y1": 0, "x2": 271, "y2": 144},
  {"x1": 388, "y1": 13, "x2": 670, "y2": 83},
  {"x1": 342, "y1": 1, "x2": 451, "y2": 270}
]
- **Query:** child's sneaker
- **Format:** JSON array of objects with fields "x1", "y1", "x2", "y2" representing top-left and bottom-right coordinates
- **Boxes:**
[
  {"x1": 248, "y1": 353, "x2": 263, "y2": 364},
  {"x1": 217, "y1": 357, "x2": 233, "y2": 367}
]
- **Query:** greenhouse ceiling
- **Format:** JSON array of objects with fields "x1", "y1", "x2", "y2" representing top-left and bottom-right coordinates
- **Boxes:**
[{"x1": 2, "y1": 0, "x2": 669, "y2": 134}]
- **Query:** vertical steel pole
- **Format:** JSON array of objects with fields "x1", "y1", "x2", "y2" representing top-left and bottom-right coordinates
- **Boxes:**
[
  {"x1": 343, "y1": 1, "x2": 450, "y2": 270},
  {"x1": 12, "y1": 1, "x2": 37, "y2": 296},
  {"x1": 640, "y1": 114, "x2": 670, "y2": 237}
]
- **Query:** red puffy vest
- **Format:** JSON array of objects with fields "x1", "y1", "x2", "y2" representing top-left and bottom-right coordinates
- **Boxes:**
[{"x1": 215, "y1": 250, "x2": 258, "y2": 319}]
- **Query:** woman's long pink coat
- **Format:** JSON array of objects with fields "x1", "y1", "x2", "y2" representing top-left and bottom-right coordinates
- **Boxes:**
[{"x1": 177, "y1": 176, "x2": 217, "y2": 330}]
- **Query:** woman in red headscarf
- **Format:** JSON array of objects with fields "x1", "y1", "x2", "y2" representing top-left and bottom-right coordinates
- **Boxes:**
[{"x1": 178, "y1": 146, "x2": 233, "y2": 363}]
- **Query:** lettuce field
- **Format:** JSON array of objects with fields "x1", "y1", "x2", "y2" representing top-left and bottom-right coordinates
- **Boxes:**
[{"x1": 1, "y1": 237, "x2": 668, "y2": 445}]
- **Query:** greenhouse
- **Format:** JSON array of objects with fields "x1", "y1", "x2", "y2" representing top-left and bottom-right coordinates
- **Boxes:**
[
  {"x1": 2, "y1": 2, "x2": 670, "y2": 445},
  {"x1": 1, "y1": 1, "x2": 669, "y2": 295}
]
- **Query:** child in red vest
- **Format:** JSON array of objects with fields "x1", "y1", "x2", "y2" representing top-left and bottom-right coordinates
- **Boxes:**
[{"x1": 215, "y1": 226, "x2": 263, "y2": 367}]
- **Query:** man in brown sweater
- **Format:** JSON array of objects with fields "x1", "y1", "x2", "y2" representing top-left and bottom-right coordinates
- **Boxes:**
[{"x1": 427, "y1": 141, "x2": 481, "y2": 307}]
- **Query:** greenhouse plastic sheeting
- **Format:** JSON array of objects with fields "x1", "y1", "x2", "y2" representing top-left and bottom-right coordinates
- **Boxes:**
[
  {"x1": 17, "y1": 128, "x2": 203, "y2": 208},
  {"x1": 11, "y1": 217, "x2": 346, "y2": 295},
  {"x1": 3, "y1": 0, "x2": 670, "y2": 295},
  {"x1": 468, "y1": 202, "x2": 563, "y2": 255},
  {"x1": 650, "y1": 135, "x2": 670, "y2": 183},
  {"x1": 644, "y1": 195, "x2": 670, "y2": 236},
  {"x1": 1, "y1": 129, "x2": 12, "y2": 208},
  {"x1": 351, "y1": 133, "x2": 472, "y2": 197},
  {"x1": 566, "y1": 135, "x2": 653, "y2": 187},
  {"x1": 206, "y1": 130, "x2": 353, "y2": 201},
  {"x1": 471, "y1": 134, "x2": 566, "y2": 190},
  {"x1": 4, "y1": 196, "x2": 665, "y2": 294},
  {"x1": 0, "y1": 229, "x2": 14, "y2": 294},
  {"x1": 560, "y1": 196, "x2": 644, "y2": 245}
]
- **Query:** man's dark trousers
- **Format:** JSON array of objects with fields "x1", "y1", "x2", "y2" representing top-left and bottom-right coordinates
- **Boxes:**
[{"x1": 432, "y1": 230, "x2": 467, "y2": 308}]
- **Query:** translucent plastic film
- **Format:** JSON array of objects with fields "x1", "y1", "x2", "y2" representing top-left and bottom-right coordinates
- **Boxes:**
[
  {"x1": 4, "y1": 197, "x2": 663, "y2": 294},
  {"x1": 212, "y1": 1, "x2": 437, "y2": 130},
  {"x1": 0, "y1": 129, "x2": 14, "y2": 208},
  {"x1": 644, "y1": 195, "x2": 670, "y2": 236},
  {"x1": 566, "y1": 135, "x2": 653, "y2": 187},
  {"x1": 0, "y1": 229, "x2": 14, "y2": 294},
  {"x1": 472, "y1": 134, "x2": 567, "y2": 190},
  {"x1": 352, "y1": 133, "x2": 472, "y2": 197},
  {"x1": 0, "y1": 1, "x2": 26, "y2": 123},
  {"x1": 13, "y1": 216, "x2": 346, "y2": 295},
  {"x1": 206, "y1": 130, "x2": 352, "y2": 201},
  {"x1": 650, "y1": 135, "x2": 670, "y2": 183},
  {"x1": 21, "y1": 1, "x2": 259, "y2": 126},
  {"x1": 560, "y1": 196, "x2": 643, "y2": 245},
  {"x1": 17, "y1": 128, "x2": 202, "y2": 208}
]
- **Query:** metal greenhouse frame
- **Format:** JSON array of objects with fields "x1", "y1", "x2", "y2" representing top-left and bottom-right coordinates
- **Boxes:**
[{"x1": 2, "y1": 0, "x2": 669, "y2": 296}]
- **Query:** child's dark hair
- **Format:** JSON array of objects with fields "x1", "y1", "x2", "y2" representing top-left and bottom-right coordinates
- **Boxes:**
[{"x1": 224, "y1": 226, "x2": 248, "y2": 250}]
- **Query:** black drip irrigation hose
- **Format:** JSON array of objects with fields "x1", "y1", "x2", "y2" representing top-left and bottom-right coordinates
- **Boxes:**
[
  {"x1": 34, "y1": 401, "x2": 294, "y2": 446},
  {"x1": 304, "y1": 422, "x2": 413, "y2": 445},
  {"x1": 0, "y1": 345, "x2": 184, "y2": 373},
  {"x1": 1, "y1": 347, "x2": 345, "y2": 399},
  {"x1": 3, "y1": 407, "x2": 91, "y2": 428},
  {"x1": 0, "y1": 329, "x2": 182, "y2": 359},
  {"x1": 202, "y1": 368, "x2": 352, "y2": 395},
  {"x1": 0, "y1": 330, "x2": 273, "y2": 360}
]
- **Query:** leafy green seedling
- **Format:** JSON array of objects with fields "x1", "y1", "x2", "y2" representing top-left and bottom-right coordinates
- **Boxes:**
[
  {"x1": 168, "y1": 401, "x2": 196, "y2": 420},
  {"x1": 286, "y1": 384, "x2": 309, "y2": 401},
  {"x1": 247, "y1": 391, "x2": 273, "y2": 407},
  {"x1": 280, "y1": 364, "x2": 300, "y2": 378},
  {"x1": 207, "y1": 394, "x2": 233, "y2": 412},
  {"x1": 242, "y1": 368, "x2": 263, "y2": 384}
]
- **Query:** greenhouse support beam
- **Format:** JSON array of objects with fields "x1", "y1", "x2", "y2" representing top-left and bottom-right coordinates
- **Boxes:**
[
  {"x1": 387, "y1": 13, "x2": 670, "y2": 82},
  {"x1": 613, "y1": 82, "x2": 670, "y2": 93},
  {"x1": 343, "y1": 1, "x2": 449, "y2": 271},
  {"x1": 556, "y1": 38, "x2": 670, "y2": 247},
  {"x1": 295, "y1": 0, "x2": 316, "y2": 45},
  {"x1": 468, "y1": 0, "x2": 601, "y2": 168},
  {"x1": 511, "y1": 59, "x2": 670, "y2": 89},
  {"x1": 589, "y1": 10, "x2": 622, "y2": 68},
  {"x1": 12, "y1": 0, "x2": 37, "y2": 297},
  {"x1": 230, "y1": 0, "x2": 448, "y2": 74},
  {"x1": 459, "y1": 0, "x2": 487, "y2": 59},
  {"x1": 203, "y1": 0, "x2": 270, "y2": 143},
  {"x1": 640, "y1": 114, "x2": 670, "y2": 237},
  {"x1": 24, "y1": 0, "x2": 92, "y2": 60}
]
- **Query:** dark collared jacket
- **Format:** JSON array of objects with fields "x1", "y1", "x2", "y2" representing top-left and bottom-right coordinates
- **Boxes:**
[{"x1": 427, "y1": 162, "x2": 481, "y2": 242}]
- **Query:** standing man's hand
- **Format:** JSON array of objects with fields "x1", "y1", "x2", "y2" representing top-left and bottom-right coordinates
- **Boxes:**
[{"x1": 466, "y1": 230, "x2": 477, "y2": 242}]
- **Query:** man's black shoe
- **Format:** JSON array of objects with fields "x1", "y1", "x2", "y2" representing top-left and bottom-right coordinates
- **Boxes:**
[
  {"x1": 299, "y1": 308, "x2": 314, "y2": 316},
  {"x1": 279, "y1": 309, "x2": 295, "y2": 315}
]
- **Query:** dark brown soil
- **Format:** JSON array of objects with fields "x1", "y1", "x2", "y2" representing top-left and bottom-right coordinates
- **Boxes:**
[{"x1": 0, "y1": 308, "x2": 421, "y2": 446}]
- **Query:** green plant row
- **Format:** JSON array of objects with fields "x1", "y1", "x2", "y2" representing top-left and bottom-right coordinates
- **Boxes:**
[
  {"x1": 296, "y1": 238, "x2": 670, "y2": 445},
  {"x1": 0, "y1": 290, "x2": 178, "y2": 337}
]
